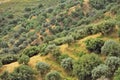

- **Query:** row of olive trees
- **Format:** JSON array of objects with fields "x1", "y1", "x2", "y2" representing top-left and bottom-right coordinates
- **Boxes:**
[{"x1": 85, "y1": 38, "x2": 120, "y2": 56}]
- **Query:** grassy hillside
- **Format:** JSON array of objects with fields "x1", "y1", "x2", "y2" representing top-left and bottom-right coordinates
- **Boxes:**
[{"x1": 0, "y1": 0, "x2": 120, "y2": 80}]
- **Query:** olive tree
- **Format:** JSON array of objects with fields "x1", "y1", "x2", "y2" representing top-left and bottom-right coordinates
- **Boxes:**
[
  {"x1": 73, "y1": 53, "x2": 102, "y2": 80},
  {"x1": 18, "y1": 55, "x2": 30, "y2": 65},
  {"x1": 45, "y1": 71, "x2": 62, "y2": 80},
  {"x1": 99, "y1": 21, "x2": 116, "y2": 35},
  {"x1": 0, "y1": 71, "x2": 11, "y2": 80},
  {"x1": 11, "y1": 65, "x2": 35, "y2": 80},
  {"x1": 101, "y1": 40, "x2": 120, "y2": 56},
  {"x1": 85, "y1": 38, "x2": 104, "y2": 53},
  {"x1": 36, "y1": 62, "x2": 50, "y2": 76},
  {"x1": 89, "y1": 0, "x2": 107, "y2": 9},
  {"x1": 61, "y1": 57, "x2": 73, "y2": 72},
  {"x1": 105, "y1": 57, "x2": 120, "y2": 73},
  {"x1": 92, "y1": 64, "x2": 110, "y2": 80}
]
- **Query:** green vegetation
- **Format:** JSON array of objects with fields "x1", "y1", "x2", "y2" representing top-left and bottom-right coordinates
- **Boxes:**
[
  {"x1": 73, "y1": 53, "x2": 102, "y2": 80},
  {"x1": 18, "y1": 55, "x2": 30, "y2": 65},
  {"x1": 114, "y1": 68, "x2": 120, "y2": 80},
  {"x1": 11, "y1": 65, "x2": 36, "y2": 80},
  {"x1": 45, "y1": 71, "x2": 62, "y2": 80},
  {"x1": 105, "y1": 57, "x2": 120, "y2": 73},
  {"x1": 85, "y1": 38, "x2": 104, "y2": 53},
  {"x1": 36, "y1": 62, "x2": 50, "y2": 76},
  {"x1": 92, "y1": 64, "x2": 110, "y2": 80},
  {"x1": 101, "y1": 40, "x2": 120, "y2": 56},
  {"x1": 61, "y1": 57, "x2": 73, "y2": 72},
  {"x1": 0, "y1": 0, "x2": 120, "y2": 80}
]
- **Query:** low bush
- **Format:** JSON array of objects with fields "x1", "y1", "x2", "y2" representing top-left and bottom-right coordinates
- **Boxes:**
[
  {"x1": 101, "y1": 40, "x2": 120, "y2": 56},
  {"x1": 92, "y1": 64, "x2": 110, "y2": 80},
  {"x1": 1, "y1": 54, "x2": 18, "y2": 64},
  {"x1": 18, "y1": 55, "x2": 30, "y2": 65},
  {"x1": 36, "y1": 62, "x2": 50, "y2": 76},
  {"x1": 85, "y1": 38, "x2": 104, "y2": 53},
  {"x1": 45, "y1": 71, "x2": 62, "y2": 80},
  {"x1": 23, "y1": 46, "x2": 39, "y2": 57},
  {"x1": 61, "y1": 57, "x2": 73, "y2": 72}
]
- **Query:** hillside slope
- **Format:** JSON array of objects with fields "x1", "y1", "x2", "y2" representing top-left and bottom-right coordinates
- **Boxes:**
[{"x1": 0, "y1": 0, "x2": 120, "y2": 80}]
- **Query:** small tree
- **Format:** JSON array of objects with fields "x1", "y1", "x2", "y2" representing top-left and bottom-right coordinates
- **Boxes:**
[
  {"x1": 0, "y1": 41, "x2": 8, "y2": 48},
  {"x1": 105, "y1": 57, "x2": 120, "y2": 73},
  {"x1": 85, "y1": 38, "x2": 104, "y2": 53},
  {"x1": 36, "y1": 62, "x2": 50, "y2": 76},
  {"x1": 23, "y1": 46, "x2": 39, "y2": 57},
  {"x1": 11, "y1": 65, "x2": 35, "y2": 80},
  {"x1": 18, "y1": 55, "x2": 30, "y2": 65},
  {"x1": 61, "y1": 57, "x2": 73, "y2": 72},
  {"x1": 100, "y1": 21, "x2": 115, "y2": 35},
  {"x1": 92, "y1": 64, "x2": 110, "y2": 80},
  {"x1": 101, "y1": 40, "x2": 120, "y2": 56},
  {"x1": 0, "y1": 71, "x2": 11, "y2": 80},
  {"x1": 89, "y1": 0, "x2": 107, "y2": 9},
  {"x1": 65, "y1": 36, "x2": 74, "y2": 45},
  {"x1": 45, "y1": 71, "x2": 62, "y2": 80},
  {"x1": 50, "y1": 47, "x2": 61, "y2": 61},
  {"x1": 73, "y1": 53, "x2": 102, "y2": 80}
]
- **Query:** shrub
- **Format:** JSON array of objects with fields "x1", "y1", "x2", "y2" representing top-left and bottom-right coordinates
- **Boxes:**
[
  {"x1": 18, "y1": 55, "x2": 30, "y2": 65},
  {"x1": 65, "y1": 36, "x2": 74, "y2": 45},
  {"x1": 101, "y1": 40, "x2": 120, "y2": 56},
  {"x1": 14, "y1": 41, "x2": 21, "y2": 47},
  {"x1": 99, "y1": 21, "x2": 116, "y2": 35},
  {"x1": 11, "y1": 65, "x2": 35, "y2": 80},
  {"x1": 13, "y1": 32, "x2": 20, "y2": 38},
  {"x1": 73, "y1": 53, "x2": 102, "y2": 80},
  {"x1": 0, "y1": 71, "x2": 11, "y2": 80},
  {"x1": 45, "y1": 71, "x2": 62, "y2": 80},
  {"x1": 89, "y1": 0, "x2": 107, "y2": 9},
  {"x1": 44, "y1": 44, "x2": 56, "y2": 54},
  {"x1": 2, "y1": 48, "x2": 9, "y2": 53},
  {"x1": 18, "y1": 37, "x2": 26, "y2": 44},
  {"x1": 24, "y1": 13, "x2": 30, "y2": 18},
  {"x1": 71, "y1": 8, "x2": 84, "y2": 18},
  {"x1": 31, "y1": 34, "x2": 38, "y2": 41},
  {"x1": 61, "y1": 57, "x2": 73, "y2": 72},
  {"x1": 38, "y1": 3, "x2": 43, "y2": 8},
  {"x1": 39, "y1": 44, "x2": 48, "y2": 56},
  {"x1": 105, "y1": 57, "x2": 120, "y2": 73},
  {"x1": 85, "y1": 38, "x2": 104, "y2": 53},
  {"x1": 24, "y1": 7, "x2": 31, "y2": 11},
  {"x1": 11, "y1": 47, "x2": 20, "y2": 54},
  {"x1": 113, "y1": 68, "x2": 120, "y2": 80},
  {"x1": 18, "y1": 27, "x2": 27, "y2": 34},
  {"x1": 47, "y1": 8, "x2": 53, "y2": 13},
  {"x1": 92, "y1": 64, "x2": 110, "y2": 80},
  {"x1": 1, "y1": 54, "x2": 18, "y2": 64},
  {"x1": 23, "y1": 46, "x2": 39, "y2": 57},
  {"x1": 36, "y1": 62, "x2": 50, "y2": 76},
  {"x1": 50, "y1": 47, "x2": 61, "y2": 60},
  {"x1": 0, "y1": 41, "x2": 8, "y2": 48},
  {"x1": 9, "y1": 39, "x2": 15, "y2": 44},
  {"x1": 58, "y1": 54, "x2": 69, "y2": 63},
  {"x1": 7, "y1": 14, "x2": 14, "y2": 19}
]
